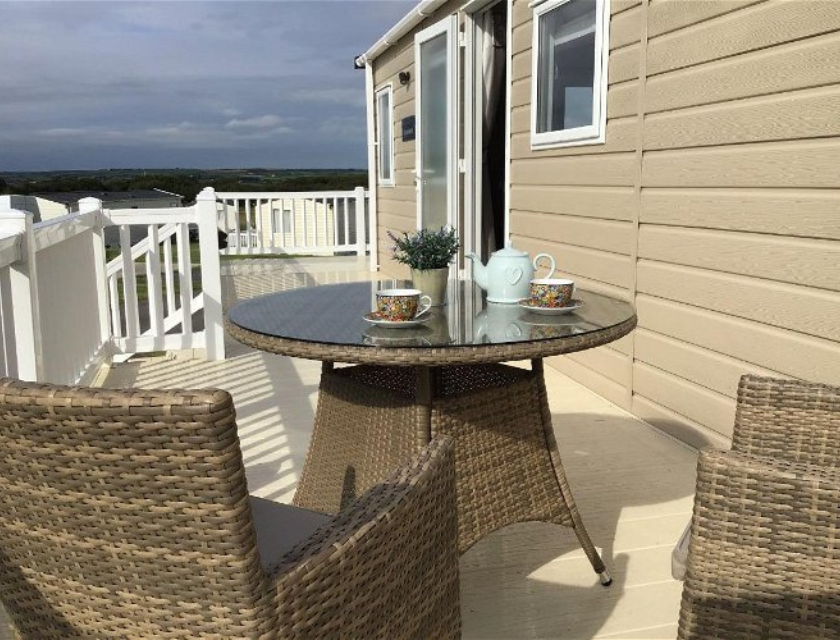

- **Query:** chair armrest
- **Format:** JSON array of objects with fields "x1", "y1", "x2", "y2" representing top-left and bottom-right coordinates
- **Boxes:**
[
  {"x1": 269, "y1": 435, "x2": 459, "y2": 639},
  {"x1": 732, "y1": 375, "x2": 840, "y2": 468},
  {"x1": 679, "y1": 449, "x2": 840, "y2": 638}
]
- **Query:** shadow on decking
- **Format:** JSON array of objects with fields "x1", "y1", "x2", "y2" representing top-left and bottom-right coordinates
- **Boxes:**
[
  {"x1": 103, "y1": 336, "x2": 319, "y2": 500},
  {"x1": 459, "y1": 408, "x2": 697, "y2": 638}
]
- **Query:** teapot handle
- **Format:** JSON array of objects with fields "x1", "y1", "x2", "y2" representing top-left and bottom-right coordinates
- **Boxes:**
[{"x1": 533, "y1": 253, "x2": 556, "y2": 279}]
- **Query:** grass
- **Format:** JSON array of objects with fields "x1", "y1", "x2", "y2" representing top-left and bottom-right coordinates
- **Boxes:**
[
  {"x1": 106, "y1": 242, "x2": 202, "y2": 266},
  {"x1": 106, "y1": 243, "x2": 302, "y2": 266}
]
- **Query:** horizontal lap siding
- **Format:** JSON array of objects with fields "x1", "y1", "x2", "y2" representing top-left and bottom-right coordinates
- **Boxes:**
[
  {"x1": 635, "y1": 0, "x2": 840, "y2": 444},
  {"x1": 374, "y1": 39, "x2": 413, "y2": 278},
  {"x1": 510, "y1": 0, "x2": 641, "y2": 407},
  {"x1": 369, "y1": 0, "x2": 840, "y2": 448}
]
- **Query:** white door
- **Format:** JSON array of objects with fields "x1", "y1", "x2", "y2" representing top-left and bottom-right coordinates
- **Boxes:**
[{"x1": 415, "y1": 17, "x2": 458, "y2": 231}]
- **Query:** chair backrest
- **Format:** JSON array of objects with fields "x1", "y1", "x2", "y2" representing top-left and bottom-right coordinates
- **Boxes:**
[
  {"x1": 0, "y1": 379, "x2": 274, "y2": 638},
  {"x1": 732, "y1": 375, "x2": 840, "y2": 468},
  {"x1": 272, "y1": 434, "x2": 460, "y2": 639}
]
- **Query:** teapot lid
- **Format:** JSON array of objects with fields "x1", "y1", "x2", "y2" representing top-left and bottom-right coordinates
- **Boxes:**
[{"x1": 491, "y1": 244, "x2": 528, "y2": 258}]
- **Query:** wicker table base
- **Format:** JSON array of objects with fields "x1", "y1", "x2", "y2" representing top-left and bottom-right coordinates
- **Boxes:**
[{"x1": 293, "y1": 359, "x2": 610, "y2": 583}]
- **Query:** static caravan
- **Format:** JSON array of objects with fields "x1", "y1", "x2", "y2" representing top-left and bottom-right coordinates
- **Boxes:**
[{"x1": 358, "y1": 0, "x2": 840, "y2": 448}]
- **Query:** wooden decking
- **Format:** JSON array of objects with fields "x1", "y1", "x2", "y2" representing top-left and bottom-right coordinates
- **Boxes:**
[{"x1": 1, "y1": 257, "x2": 698, "y2": 639}]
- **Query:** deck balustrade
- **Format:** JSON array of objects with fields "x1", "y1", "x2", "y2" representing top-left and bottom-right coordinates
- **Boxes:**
[{"x1": 0, "y1": 186, "x2": 372, "y2": 386}]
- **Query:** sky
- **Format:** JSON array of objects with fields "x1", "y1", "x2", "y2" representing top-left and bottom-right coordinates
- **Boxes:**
[{"x1": 0, "y1": 0, "x2": 415, "y2": 171}]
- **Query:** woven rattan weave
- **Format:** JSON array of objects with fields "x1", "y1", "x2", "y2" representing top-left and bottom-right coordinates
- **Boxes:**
[
  {"x1": 0, "y1": 378, "x2": 460, "y2": 639},
  {"x1": 294, "y1": 363, "x2": 604, "y2": 573},
  {"x1": 678, "y1": 376, "x2": 840, "y2": 639},
  {"x1": 228, "y1": 283, "x2": 635, "y2": 584}
]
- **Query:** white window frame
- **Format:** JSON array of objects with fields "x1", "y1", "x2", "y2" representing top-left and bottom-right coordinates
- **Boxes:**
[
  {"x1": 530, "y1": 0, "x2": 610, "y2": 149},
  {"x1": 272, "y1": 203, "x2": 294, "y2": 234},
  {"x1": 375, "y1": 84, "x2": 394, "y2": 186}
]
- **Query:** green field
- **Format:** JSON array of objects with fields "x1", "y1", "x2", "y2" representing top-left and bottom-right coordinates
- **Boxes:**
[{"x1": 0, "y1": 168, "x2": 367, "y2": 204}]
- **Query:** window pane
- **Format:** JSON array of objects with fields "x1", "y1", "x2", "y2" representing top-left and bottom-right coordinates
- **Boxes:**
[
  {"x1": 537, "y1": 0, "x2": 596, "y2": 134},
  {"x1": 283, "y1": 207, "x2": 292, "y2": 234},
  {"x1": 377, "y1": 91, "x2": 392, "y2": 181},
  {"x1": 420, "y1": 33, "x2": 448, "y2": 229}
]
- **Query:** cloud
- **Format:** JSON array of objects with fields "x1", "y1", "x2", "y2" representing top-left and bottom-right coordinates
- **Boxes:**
[
  {"x1": 0, "y1": 0, "x2": 416, "y2": 170},
  {"x1": 225, "y1": 115, "x2": 285, "y2": 129},
  {"x1": 318, "y1": 116, "x2": 366, "y2": 141},
  {"x1": 36, "y1": 128, "x2": 90, "y2": 138},
  {"x1": 289, "y1": 89, "x2": 366, "y2": 107}
]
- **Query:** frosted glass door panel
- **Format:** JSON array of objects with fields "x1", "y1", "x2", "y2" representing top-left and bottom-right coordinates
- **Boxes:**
[{"x1": 419, "y1": 32, "x2": 449, "y2": 230}]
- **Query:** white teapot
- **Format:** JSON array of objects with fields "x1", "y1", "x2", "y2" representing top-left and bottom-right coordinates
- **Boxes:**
[
  {"x1": 466, "y1": 245, "x2": 556, "y2": 304},
  {"x1": 472, "y1": 302, "x2": 528, "y2": 344}
]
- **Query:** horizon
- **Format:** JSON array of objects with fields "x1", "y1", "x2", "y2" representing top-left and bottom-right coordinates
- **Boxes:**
[
  {"x1": 3, "y1": 167, "x2": 368, "y2": 175},
  {"x1": 0, "y1": 1, "x2": 415, "y2": 172}
]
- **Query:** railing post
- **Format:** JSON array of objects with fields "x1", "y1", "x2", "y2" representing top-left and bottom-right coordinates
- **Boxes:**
[
  {"x1": 0, "y1": 210, "x2": 43, "y2": 381},
  {"x1": 196, "y1": 187, "x2": 225, "y2": 361},
  {"x1": 79, "y1": 197, "x2": 112, "y2": 351},
  {"x1": 354, "y1": 186, "x2": 366, "y2": 258}
]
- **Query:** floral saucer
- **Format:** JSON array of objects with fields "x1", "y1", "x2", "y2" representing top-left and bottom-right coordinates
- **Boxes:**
[
  {"x1": 517, "y1": 299, "x2": 584, "y2": 316},
  {"x1": 363, "y1": 311, "x2": 432, "y2": 328}
]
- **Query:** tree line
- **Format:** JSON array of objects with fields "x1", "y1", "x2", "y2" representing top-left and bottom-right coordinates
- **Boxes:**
[{"x1": 0, "y1": 170, "x2": 369, "y2": 204}]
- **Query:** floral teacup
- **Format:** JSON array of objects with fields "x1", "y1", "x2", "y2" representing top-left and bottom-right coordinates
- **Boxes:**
[
  {"x1": 375, "y1": 289, "x2": 432, "y2": 322},
  {"x1": 529, "y1": 279, "x2": 575, "y2": 308}
]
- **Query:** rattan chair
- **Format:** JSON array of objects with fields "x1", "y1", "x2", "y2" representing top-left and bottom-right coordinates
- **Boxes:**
[
  {"x1": 678, "y1": 375, "x2": 840, "y2": 639},
  {"x1": 0, "y1": 379, "x2": 459, "y2": 639}
]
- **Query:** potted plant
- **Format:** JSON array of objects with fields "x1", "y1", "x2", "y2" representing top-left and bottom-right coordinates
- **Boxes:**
[{"x1": 388, "y1": 226, "x2": 460, "y2": 306}]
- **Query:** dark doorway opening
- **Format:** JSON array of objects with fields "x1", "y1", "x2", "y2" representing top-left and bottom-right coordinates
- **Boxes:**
[{"x1": 480, "y1": 0, "x2": 509, "y2": 260}]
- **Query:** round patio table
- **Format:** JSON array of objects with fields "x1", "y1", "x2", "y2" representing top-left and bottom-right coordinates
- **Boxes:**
[{"x1": 227, "y1": 280, "x2": 636, "y2": 585}]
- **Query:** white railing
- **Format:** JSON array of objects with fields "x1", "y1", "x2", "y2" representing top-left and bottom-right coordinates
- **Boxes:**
[
  {"x1": 215, "y1": 187, "x2": 370, "y2": 258},
  {"x1": 0, "y1": 185, "x2": 373, "y2": 387},
  {"x1": 0, "y1": 187, "x2": 225, "y2": 386}
]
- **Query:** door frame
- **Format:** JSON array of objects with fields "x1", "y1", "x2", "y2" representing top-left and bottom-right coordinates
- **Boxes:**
[
  {"x1": 463, "y1": 0, "x2": 512, "y2": 274},
  {"x1": 414, "y1": 15, "x2": 459, "y2": 234}
]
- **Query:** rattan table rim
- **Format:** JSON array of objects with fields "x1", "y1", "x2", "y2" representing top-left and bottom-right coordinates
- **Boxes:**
[{"x1": 225, "y1": 314, "x2": 637, "y2": 366}]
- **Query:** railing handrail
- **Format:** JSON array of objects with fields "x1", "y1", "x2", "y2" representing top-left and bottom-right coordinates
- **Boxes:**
[
  {"x1": 102, "y1": 207, "x2": 196, "y2": 226},
  {"x1": 0, "y1": 233, "x2": 22, "y2": 270},
  {"x1": 32, "y1": 210, "x2": 98, "y2": 252},
  {"x1": 215, "y1": 189, "x2": 369, "y2": 199}
]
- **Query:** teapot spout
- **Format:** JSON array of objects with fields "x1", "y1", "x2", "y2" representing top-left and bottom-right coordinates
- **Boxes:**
[{"x1": 466, "y1": 253, "x2": 488, "y2": 291}]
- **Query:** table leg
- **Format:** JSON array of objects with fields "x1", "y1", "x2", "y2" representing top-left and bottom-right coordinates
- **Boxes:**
[
  {"x1": 415, "y1": 366, "x2": 433, "y2": 450},
  {"x1": 532, "y1": 359, "x2": 612, "y2": 586},
  {"x1": 292, "y1": 365, "x2": 418, "y2": 514},
  {"x1": 293, "y1": 361, "x2": 610, "y2": 584}
]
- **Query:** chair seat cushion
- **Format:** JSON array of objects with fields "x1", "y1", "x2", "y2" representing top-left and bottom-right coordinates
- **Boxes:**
[{"x1": 250, "y1": 496, "x2": 331, "y2": 571}]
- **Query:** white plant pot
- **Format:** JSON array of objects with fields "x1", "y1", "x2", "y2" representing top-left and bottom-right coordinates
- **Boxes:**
[{"x1": 410, "y1": 267, "x2": 448, "y2": 306}]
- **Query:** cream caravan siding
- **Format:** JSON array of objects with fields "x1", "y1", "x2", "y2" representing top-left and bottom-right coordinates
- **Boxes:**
[
  {"x1": 372, "y1": 0, "x2": 466, "y2": 278},
  {"x1": 509, "y1": 0, "x2": 840, "y2": 446},
  {"x1": 634, "y1": 0, "x2": 840, "y2": 446},
  {"x1": 509, "y1": 0, "x2": 641, "y2": 410},
  {"x1": 255, "y1": 199, "x2": 336, "y2": 250},
  {"x1": 370, "y1": 0, "x2": 840, "y2": 448}
]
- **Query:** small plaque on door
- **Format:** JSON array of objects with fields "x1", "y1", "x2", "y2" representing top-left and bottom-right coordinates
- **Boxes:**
[{"x1": 401, "y1": 116, "x2": 416, "y2": 141}]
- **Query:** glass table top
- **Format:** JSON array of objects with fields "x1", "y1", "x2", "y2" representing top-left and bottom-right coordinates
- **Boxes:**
[{"x1": 227, "y1": 281, "x2": 635, "y2": 350}]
